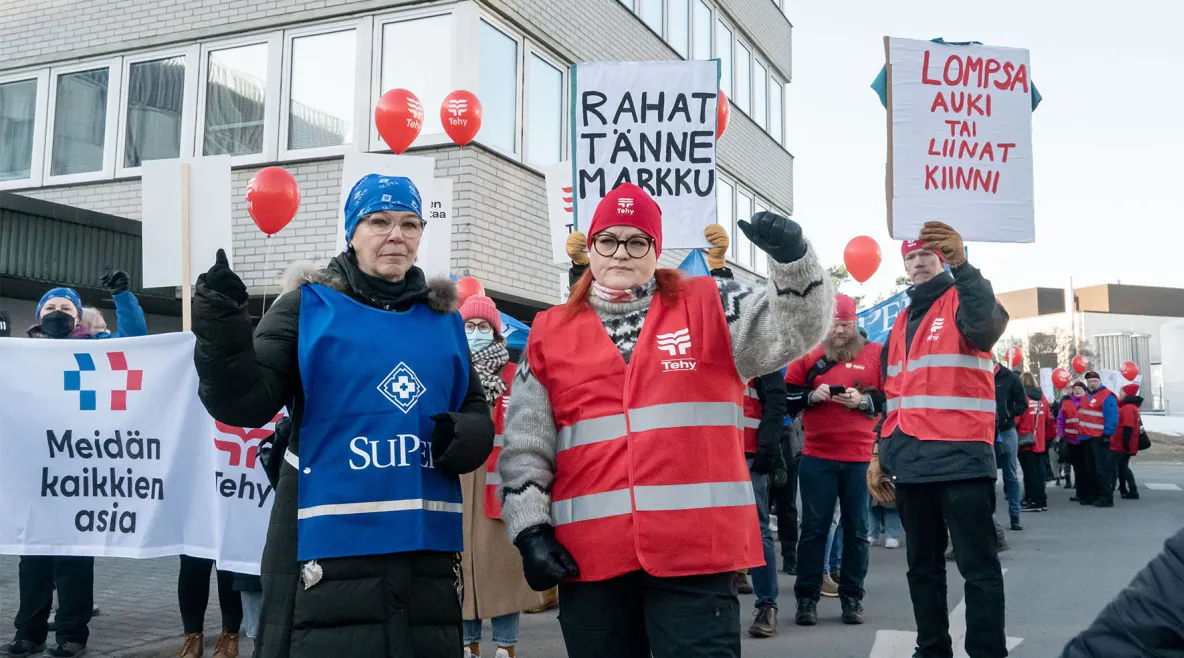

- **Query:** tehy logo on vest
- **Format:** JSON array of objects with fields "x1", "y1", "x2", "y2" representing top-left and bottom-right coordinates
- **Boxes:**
[
  {"x1": 378, "y1": 362, "x2": 427, "y2": 413},
  {"x1": 64, "y1": 352, "x2": 144, "y2": 411},
  {"x1": 617, "y1": 198, "x2": 635, "y2": 215},
  {"x1": 657, "y1": 328, "x2": 696, "y2": 371},
  {"x1": 927, "y1": 317, "x2": 946, "y2": 342}
]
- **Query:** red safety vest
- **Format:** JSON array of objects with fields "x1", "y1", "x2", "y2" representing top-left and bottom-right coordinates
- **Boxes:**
[
  {"x1": 743, "y1": 381, "x2": 761, "y2": 454},
  {"x1": 526, "y1": 277, "x2": 761, "y2": 582},
  {"x1": 484, "y1": 362, "x2": 516, "y2": 520},
  {"x1": 1017, "y1": 395, "x2": 1050, "y2": 453},
  {"x1": 1078, "y1": 388, "x2": 1114, "y2": 438},
  {"x1": 881, "y1": 287, "x2": 995, "y2": 443},
  {"x1": 1113, "y1": 402, "x2": 1141, "y2": 455},
  {"x1": 1060, "y1": 398, "x2": 1079, "y2": 439}
]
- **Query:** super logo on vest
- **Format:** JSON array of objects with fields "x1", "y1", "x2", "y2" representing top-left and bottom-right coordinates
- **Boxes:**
[
  {"x1": 657, "y1": 327, "x2": 696, "y2": 372},
  {"x1": 349, "y1": 434, "x2": 434, "y2": 470}
]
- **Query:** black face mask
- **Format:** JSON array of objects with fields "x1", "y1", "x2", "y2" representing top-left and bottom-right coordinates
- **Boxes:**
[{"x1": 40, "y1": 311, "x2": 76, "y2": 339}]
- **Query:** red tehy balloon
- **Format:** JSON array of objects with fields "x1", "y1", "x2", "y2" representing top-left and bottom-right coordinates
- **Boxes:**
[
  {"x1": 1121, "y1": 361, "x2": 1139, "y2": 381},
  {"x1": 375, "y1": 88, "x2": 424, "y2": 154},
  {"x1": 1052, "y1": 368, "x2": 1070, "y2": 390},
  {"x1": 843, "y1": 236, "x2": 882, "y2": 283},
  {"x1": 246, "y1": 167, "x2": 300, "y2": 236},
  {"x1": 1072, "y1": 355, "x2": 1089, "y2": 374},
  {"x1": 457, "y1": 277, "x2": 484, "y2": 304},
  {"x1": 716, "y1": 91, "x2": 730, "y2": 139},
  {"x1": 1006, "y1": 346, "x2": 1023, "y2": 369},
  {"x1": 441, "y1": 90, "x2": 483, "y2": 147}
]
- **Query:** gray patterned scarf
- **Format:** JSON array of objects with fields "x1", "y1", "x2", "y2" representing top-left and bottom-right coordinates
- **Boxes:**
[{"x1": 472, "y1": 340, "x2": 510, "y2": 405}]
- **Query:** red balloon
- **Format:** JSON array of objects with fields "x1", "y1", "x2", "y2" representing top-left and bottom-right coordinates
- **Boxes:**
[
  {"x1": 1052, "y1": 368, "x2": 1070, "y2": 389},
  {"x1": 375, "y1": 88, "x2": 424, "y2": 154},
  {"x1": 843, "y1": 236, "x2": 881, "y2": 283},
  {"x1": 441, "y1": 90, "x2": 483, "y2": 147},
  {"x1": 1006, "y1": 346, "x2": 1023, "y2": 369},
  {"x1": 1121, "y1": 361, "x2": 1139, "y2": 381},
  {"x1": 457, "y1": 277, "x2": 484, "y2": 304},
  {"x1": 246, "y1": 167, "x2": 300, "y2": 236},
  {"x1": 716, "y1": 91, "x2": 730, "y2": 139},
  {"x1": 1072, "y1": 355, "x2": 1089, "y2": 374}
]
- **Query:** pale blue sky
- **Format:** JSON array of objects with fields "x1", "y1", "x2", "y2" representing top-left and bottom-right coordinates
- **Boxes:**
[{"x1": 786, "y1": 0, "x2": 1183, "y2": 301}]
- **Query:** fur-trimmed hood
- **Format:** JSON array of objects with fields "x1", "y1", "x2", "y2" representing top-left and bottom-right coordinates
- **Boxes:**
[{"x1": 279, "y1": 257, "x2": 458, "y2": 313}]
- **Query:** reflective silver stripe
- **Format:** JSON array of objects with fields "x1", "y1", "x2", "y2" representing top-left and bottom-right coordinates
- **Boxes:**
[
  {"x1": 552, "y1": 489, "x2": 632, "y2": 525},
  {"x1": 1079, "y1": 409, "x2": 1104, "y2": 418},
  {"x1": 884, "y1": 396, "x2": 995, "y2": 413},
  {"x1": 557, "y1": 414, "x2": 628, "y2": 452},
  {"x1": 907, "y1": 354, "x2": 994, "y2": 372},
  {"x1": 887, "y1": 363, "x2": 903, "y2": 377},
  {"x1": 485, "y1": 471, "x2": 502, "y2": 485},
  {"x1": 1065, "y1": 418, "x2": 1079, "y2": 425},
  {"x1": 634, "y1": 481, "x2": 755, "y2": 512},
  {"x1": 745, "y1": 387, "x2": 759, "y2": 399},
  {"x1": 494, "y1": 434, "x2": 505, "y2": 448},
  {"x1": 283, "y1": 449, "x2": 299, "y2": 469},
  {"x1": 298, "y1": 499, "x2": 463, "y2": 520},
  {"x1": 627, "y1": 401, "x2": 744, "y2": 433},
  {"x1": 742, "y1": 416, "x2": 761, "y2": 429},
  {"x1": 1080, "y1": 421, "x2": 1105, "y2": 431}
]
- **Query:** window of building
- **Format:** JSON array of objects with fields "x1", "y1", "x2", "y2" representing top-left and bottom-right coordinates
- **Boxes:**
[
  {"x1": 735, "y1": 188, "x2": 753, "y2": 269},
  {"x1": 526, "y1": 53, "x2": 563, "y2": 166},
  {"x1": 619, "y1": 0, "x2": 635, "y2": 9},
  {"x1": 477, "y1": 20, "x2": 519, "y2": 155},
  {"x1": 201, "y1": 43, "x2": 270, "y2": 158},
  {"x1": 734, "y1": 41, "x2": 750, "y2": 114},
  {"x1": 380, "y1": 14, "x2": 454, "y2": 144},
  {"x1": 0, "y1": 77, "x2": 40, "y2": 183},
  {"x1": 121, "y1": 54, "x2": 188, "y2": 170},
  {"x1": 668, "y1": 0, "x2": 689, "y2": 58},
  {"x1": 641, "y1": 0, "x2": 663, "y2": 36},
  {"x1": 717, "y1": 177, "x2": 734, "y2": 257},
  {"x1": 752, "y1": 59, "x2": 767, "y2": 129},
  {"x1": 286, "y1": 29, "x2": 356, "y2": 152},
  {"x1": 49, "y1": 64, "x2": 118, "y2": 179},
  {"x1": 753, "y1": 200, "x2": 769, "y2": 276},
  {"x1": 692, "y1": 0, "x2": 712, "y2": 61},
  {"x1": 770, "y1": 77, "x2": 783, "y2": 145},
  {"x1": 716, "y1": 20, "x2": 733, "y2": 97}
]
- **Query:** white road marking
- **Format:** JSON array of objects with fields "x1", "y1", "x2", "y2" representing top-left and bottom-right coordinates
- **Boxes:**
[
  {"x1": 1145, "y1": 483, "x2": 1183, "y2": 491},
  {"x1": 870, "y1": 568, "x2": 1023, "y2": 658}
]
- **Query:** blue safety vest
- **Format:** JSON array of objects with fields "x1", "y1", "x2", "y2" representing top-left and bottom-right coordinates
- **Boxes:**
[{"x1": 295, "y1": 283, "x2": 470, "y2": 561}]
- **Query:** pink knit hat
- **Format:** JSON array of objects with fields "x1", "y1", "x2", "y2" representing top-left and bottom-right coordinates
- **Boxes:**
[{"x1": 460, "y1": 295, "x2": 500, "y2": 335}]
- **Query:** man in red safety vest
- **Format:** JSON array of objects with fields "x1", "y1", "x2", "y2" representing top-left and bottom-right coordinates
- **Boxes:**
[{"x1": 868, "y1": 222, "x2": 1012, "y2": 658}]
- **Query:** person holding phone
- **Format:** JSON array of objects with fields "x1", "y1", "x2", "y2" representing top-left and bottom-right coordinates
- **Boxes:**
[{"x1": 785, "y1": 294, "x2": 885, "y2": 626}]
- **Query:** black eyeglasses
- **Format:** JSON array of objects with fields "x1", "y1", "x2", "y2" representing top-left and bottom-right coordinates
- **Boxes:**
[{"x1": 592, "y1": 233, "x2": 654, "y2": 259}]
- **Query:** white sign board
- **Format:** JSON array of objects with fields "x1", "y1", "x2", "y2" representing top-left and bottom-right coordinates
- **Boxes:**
[
  {"x1": 543, "y1": 161, "x2": 575, "y2": 264},
  {"x1": 885, "y1": 38, "x2": 1035, "y2": 243},
  {"x1": 417, "y1": 178, "x2": 453, "y2": 280},
  {"x1": 141, "y1": 157, "x2": 233, "y2": 287},
  {"x1": 571, "y1": 60, "x2": 719, "y2": 249}
]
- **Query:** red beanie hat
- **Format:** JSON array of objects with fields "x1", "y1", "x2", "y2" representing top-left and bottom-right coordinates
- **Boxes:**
[
  {"x1": 1122, "y1": 383, "x2": 1140, "y2": 398},
  {"x1": 834, "y1": 294, "x2": 857, "y2": 322},
  {"x1": 586, "y1": 183, "x2": 663, "y2": 257},
  {"x1": 901, "y1": 240, "x2": 944, "y2": 262},
  {"x1": 459, "y1": 295, "x2": 500, "y2": 334}
]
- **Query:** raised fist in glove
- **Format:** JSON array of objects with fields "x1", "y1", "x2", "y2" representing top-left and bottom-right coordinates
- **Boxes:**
[
  {"x1": 196, "y1": 249, "x2": 248, "y2": 305},
  {"x1": 704, "y1": 224, "x2": 729, "y2": 270},
  {"x1": 738, "y1": 211, "x2": 808, "y2": 264},
  {"x1": 867, "y1": 453, "x2": 895, "y2": 505},
  {"x1": 566, "y1": 231, "x2": 589, "y2": 266},
  {"x1": 919, "y1": 221, "x2": 966, "y2": 267},
  {"x1": 100, "y1": 270, "x2": 130, "y2": 294},
  {"x1": 514, "y1": 524, "x2": 580, "y2": 591}
]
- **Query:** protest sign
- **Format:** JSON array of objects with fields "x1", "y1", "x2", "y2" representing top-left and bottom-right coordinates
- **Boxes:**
[
  {"x1": 884, "y1": 37, "x2": 1035, "y2": 243},
  {"x1": 141, "y1": 156, "x2": 233, "y2": 288},
  {"x1": 543, "y1": 161, "x2": 575, "y2": 264},
  {"x1": 571, "y1": 60, "x2": 719, "y2": 249},
  {"x1": 212, "y1": 413, "x2": 281, "y2": 574},
  {"x1": 857, "y1": 291, "x2": 910, "y2": 345}
]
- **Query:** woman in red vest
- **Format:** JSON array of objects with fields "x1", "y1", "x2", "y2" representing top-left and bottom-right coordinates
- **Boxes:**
[
  {"x1": 1017, "y1": 372, "x2": 1051, "y2": 512},
  {"x1": 1113, "y1": 383, "x2": 1143, "y2": 500},
  {"x1": 498, "y1": 183, "x2": 831, "y2": 657}
]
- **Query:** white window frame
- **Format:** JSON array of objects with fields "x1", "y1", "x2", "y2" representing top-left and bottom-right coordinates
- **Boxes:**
[
  {"x1": 0, "y1": 68, "x2": 49, "y2": 191},
  {"x1": 715, "y1": 18, "x2": 734, "y2": 97},
  {"x1": 770, "y1": 75, "x2": 784, "y2": 146},
  {"x1": 733, "y1": 39, "x2": 751, "y2": 115},
  {"x1": 279, "y1": 19, "x2": 371, "y2": 162},
  {"x1": 753, "y1": 198, "x2": 770, "y2": 276},
  {"x1": 751, "y1": 56, "x2": 768, "y2": 130},
  {"x1": 472, "y1": 12, "x2": 525, "y2": 161},
  {"x1": 639, "y1": 0, "x2": 664, "y2": 38},
  {"x1": 368, "y1": 6, "x2": 462, "y2": 153},
  {"x1": 114, "y1": 45, "x2": 200, "y2": 178},
  {"x1": 691, "y1": 0, "x2": 713, "y2": 62},
  {"x1": 522, "y1": 43, "x2": 568, "y2": 171},
  {"x1": 195, "y1": 32, "x2": 283, "y2": 166},
  {"x1": 665, "y1": 0, "x2": 690, "y2": 59},
  {"x1": 734, "y1": 187, "x2": 754, "y2": 269},
  {"x1": 43, "y1": 58, "x2": 123, "y2": 186}
]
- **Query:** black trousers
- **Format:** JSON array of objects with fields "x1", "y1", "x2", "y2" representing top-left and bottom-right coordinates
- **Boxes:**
[
  {"x1": 178, "y1": 555, "x2": 243, "y2": 634},
  {"x1": 1088, "y1": 438, "x2": 1116, "y2": 504},
  {"x1": 1115, "y1": 453, "x2": 1138, "y2": 496},
  {"x1": 1071, "y1": 443, "x2": 1095, "y2": 502},
  {"x1": 896, "y1": 479, "x2": 1006, "y2": 658},
  {"x1": 557, "y1": 571, "x2": 739, "y2": 658},
  {"x1": 773, "y1": 451, "x2": 801, "y2": 568},
  {"x1": 1018, "y1": 450, "x2": 1046, "y2": 506},
  {"x1": 14, "y1": 555, "x2": 93, "y2": 645}
]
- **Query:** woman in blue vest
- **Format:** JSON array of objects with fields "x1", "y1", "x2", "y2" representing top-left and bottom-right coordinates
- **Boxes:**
[{"x1": 191, "y1": 174, "x2": 495, "y2": 658}]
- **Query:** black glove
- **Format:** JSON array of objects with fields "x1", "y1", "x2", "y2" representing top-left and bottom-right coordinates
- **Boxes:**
[
  {"x1": 771, "y1": 454, "x2": 789, "y2": 488},
  {"x1": 514, "y1": 524, "x2": 580, "y2": 591},
  {"x1": 197, "y1": 249, "x2": 248, "y2": 305},
  {"x1": 738, "y1": 211, "x2": 808, "y2": 264},
  {"x1": 429, "y1": 413, "x2": 456, "y2": 461},
  {"x1": 100, "y1": 270, "x2": 130, "y2": 294},
  {"x1": 750, "y1": 448, "x2": 776, "y2": 476}
]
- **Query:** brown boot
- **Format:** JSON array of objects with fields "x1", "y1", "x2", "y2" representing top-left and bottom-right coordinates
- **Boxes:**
[
  {"x1": 212, "y1": 630, "x2": 239, "y2": 658},
  {"x1": 179, "y1": 633, "x2": 203, "y2": 658},
  {"x1": 525, "y1": 587, "x2": 559, "y2": 613}
]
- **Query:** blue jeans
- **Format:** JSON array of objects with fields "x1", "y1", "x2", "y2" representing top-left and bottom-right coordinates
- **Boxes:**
[
  {"x1": 794, "y1": 456, "x2": 870, "y2": 600},
  {"x1": 463, "y1": 613, "x2": 520, "y2": 647},
  {"x1": 868, "y1": 497, "x2": 902, "y2": 541},
  {"x1": 240, "y1": 591, "x2": 262, "y2": 639},
  {"x1": 996, "y1": 428, "x2": 1021, "y2": 518},
  {"x1": 824, "y1": 511, "x2": 842, "y2": 573},
  {"x1": 749, "y1": 470, "x2": 779, "y2": 609}
]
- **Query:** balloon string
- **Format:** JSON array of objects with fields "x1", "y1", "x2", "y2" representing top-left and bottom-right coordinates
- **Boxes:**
[{"x1": 261, "y1": 235, "x2": 273, "y2": 317}]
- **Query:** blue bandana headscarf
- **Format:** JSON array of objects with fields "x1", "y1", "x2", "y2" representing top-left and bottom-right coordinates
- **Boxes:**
[
  {"x1": 344, "y1": 174, "x2": 424, "y2": 244},
  {"x1": 36, "y1": 287, "x2": 83, "y2": 321}
]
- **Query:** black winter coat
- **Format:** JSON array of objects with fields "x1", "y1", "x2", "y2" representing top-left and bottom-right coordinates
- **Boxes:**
[
  {"x1": 192, "y1": 253, "x2": 495, "y2": 658},
  {"x1": 994, "y1": 365, "x2": 1027, "y2": 431}
]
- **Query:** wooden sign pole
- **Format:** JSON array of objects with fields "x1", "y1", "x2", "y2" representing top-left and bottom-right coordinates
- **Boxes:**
[{"x1": 180, "y1": 163, "x2": 193, "y2": 332}]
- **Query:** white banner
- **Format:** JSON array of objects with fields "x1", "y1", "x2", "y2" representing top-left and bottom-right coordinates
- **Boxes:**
[
  {"x1": 543, "y1": 161, "x2": 575, "y2": 264},
  {"x1": 571, "y1": 60, "x2": 718, "y2": 249},
  {"x1": 885, "y1": 38, "x2": 1035, "y2": 243},
  {"x1": 0, "y1": 334, "x2": 272, "y2": 574},
  {"x1": 141, "y1": 156, "x2": 233, "y2": 288}
]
